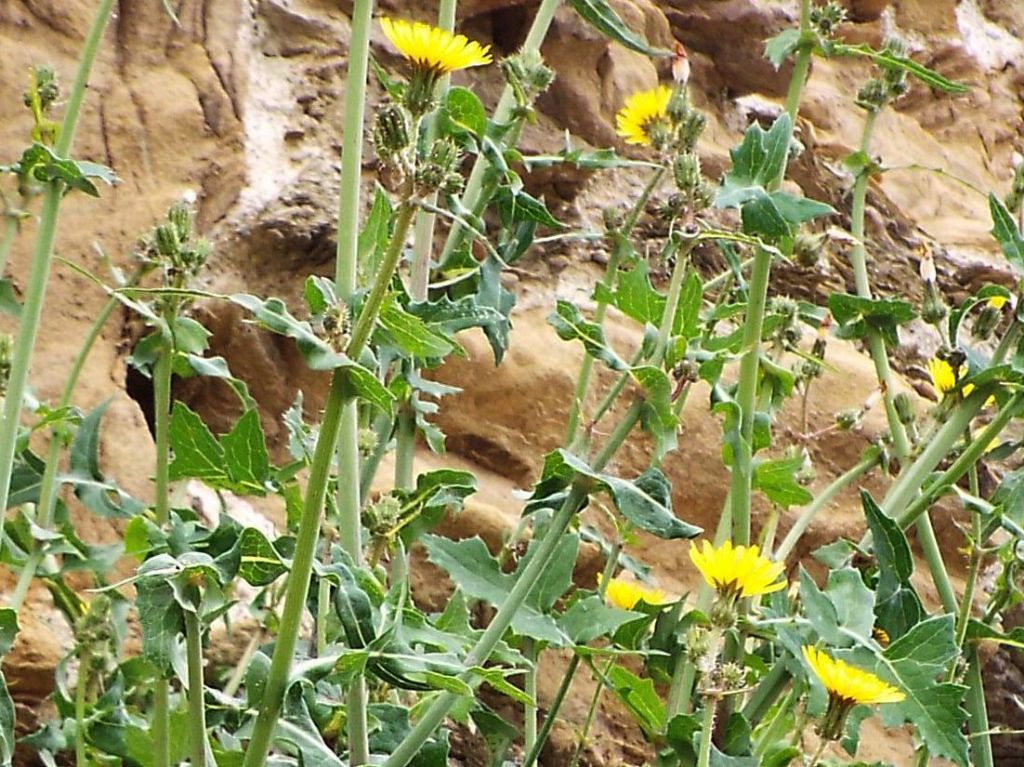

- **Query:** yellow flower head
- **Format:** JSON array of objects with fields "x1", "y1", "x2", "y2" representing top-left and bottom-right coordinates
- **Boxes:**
[
  {"x1": 802, "y1": 646, "x2": 905, "y2": 706},
  {"x1": 380, "y1": 18, "x2": 492, "y2": 76},
  {"x1": 598, "y1": 573, "x2": 670, "y2": 610},
  {"x1": 987, "y1": 295, "x2": 1009, "y2": 310},
  {"x1": 927, "y1": 356, "x2": 966, "y2": 397},
  {"x1": 688, "y1": 540, "x2": 786, "y2": 599},
  {"x1": 616, "y1": 85, "x2": 674, "y2": 146}
]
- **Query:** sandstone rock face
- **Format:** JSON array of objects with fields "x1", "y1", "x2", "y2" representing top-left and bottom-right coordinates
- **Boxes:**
[{"x1": 1, "y1": 0, "x2": 1023, "y2": 764}]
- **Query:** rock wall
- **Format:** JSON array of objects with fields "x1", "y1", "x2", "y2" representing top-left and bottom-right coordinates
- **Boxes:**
[{"x1": 1, "y1": 0, "x2": 1023, "y2": 764}]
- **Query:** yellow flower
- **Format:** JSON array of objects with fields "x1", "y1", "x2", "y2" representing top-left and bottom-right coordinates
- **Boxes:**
[
  {"x1": 598, "y1": 573, "x2": 670, "y2": 609},
  {"x1": 987, "y1": 295, "x2": 1009, "y2": 310},
  {"x1": 380, "y1": 18, "x2": 492, "y2": 76},
  {"x1": 927, "y1": 356, "x2": 964, "y2": 396},
  {"x1": 616, "y1": 85, "x2": 673, "y2": 146},
  {"x1": 802, "y1": 646, "x2": 905, "y2": 706},
  {"x1": 688, "y1": 540, "x2": 786, "y2": 599}
]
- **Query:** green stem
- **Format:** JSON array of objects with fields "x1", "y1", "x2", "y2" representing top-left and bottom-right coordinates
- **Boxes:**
[
  {"x1": 359, "y1": 411, "x2": 393, "y2": 500},
  {"x1": 440, "y1": 0, "x2": 564, "y2": 262},
  {"x1": 695, "y1": 700, "x2": 716, "y2": 767},
  {"x1": 242, "y1": 374, "x2": 349, "y2": 767},
  {"x1": 380, "y1": 483, "x2": 586, "y2": 767},
  {"x1": 806, "y1": 738, "x2": 829, "y2": 767},
  {"x1": 729, "y1": 246, "x2": 772, "y2": 546},
  {"x1": 394, "y1": 396, "x2": 416, "y2": 491},
  {"x1": 892, "y1": 391, "x2": 1019, "y2": 530},
  {"x1": 965, "y1": 647, "x2": 995, "y2": 767},
  {"x1": 523, "y1": 539, "x2": 624, "y2": 767},
  {"x1": 774, "y1": 448, "x2": 880, "y2": 561},
  {"x1": 568, "y1": 657, "x2": 613, "y2": 767},
  {"x1": 772, "y1": 0, "x2": 812, "y2": 189},
  {"x1": 246, "y1": 186, "x2": 413, "y2": 767},
  {"x1": 523, "y1": 639, "x2": 538, "y2": 753},
  {"x1": 915, "y1": 513, "x2": 957, "y2": 613},
  {"x1": 185, "y1": 610, "x2": 209, "y2": 767},
  {"x1": 566, "y1": 167, "x2": 665, "y2": 448},
  {"x1": 151, "y1": 336, "x2": 173, "y2": 767},
  {"x1": 0, "y1": 0, "x2": 115, "y2": 546},
  {"x1": 75, "y1": 643, "x2": 91, "y2": 767}
]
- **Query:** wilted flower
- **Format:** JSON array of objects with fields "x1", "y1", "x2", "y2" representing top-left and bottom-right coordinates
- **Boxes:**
[
  {"x1": 689, "y1": 540, "x2": 786, "y2": 599},
  {"x1": 615, "y1": 85, "x2": 673, "y2": 147}
]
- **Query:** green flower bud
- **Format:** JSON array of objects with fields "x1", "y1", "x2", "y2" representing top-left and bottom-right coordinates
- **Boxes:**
[
  {"x1": 603, "y1": 206, "x2": 624, "y2": 233},
  {"x1": 374, "y1": 102, "x2": 410, "y2": 157},
  {"x1": 321, "y1": 302, "x2": 351, "y2": 353},
  {"x1": 168, "y1": 202, "x2": 193, "y2": 242},
  {"x1": 894, "y1": 392, "x2": 915, "y2": 427},
  {"x1": 672, "y1": 152, "x2": 702, "y2": 193},
  {"x1": 856, "y1": 78, "x2": 887, "y2": 112},
  {"x1": 502, "y1": 50, "x2": 555, "y2": 107},
  {"x1": 364, "y1": 494, "x2": 403, "y2": 535},
  {"x1": 357, "y1": 427, "x2": 378, "y2": 455},
  {"x1": 793, "y1": 231, "x2": 826, "y2": 268},
  {"x1": 921, "y1": 281, "x2": 948, "y2": 325},
  {"x1": 972, "y1": 304, "x2": 1002, "y2": 340},
  {"x1": 155, "y1": 223, "x2": 180, "y2": 258}
]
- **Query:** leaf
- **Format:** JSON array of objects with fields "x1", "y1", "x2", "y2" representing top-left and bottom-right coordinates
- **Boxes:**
[
  {"x1": 764, "y1": 28, "x2": 801, "y2": 69},
  {"x1": 721, "y1": 114, "x2": 793, "y2": 195},
  {"x1": 168, "y1": 403, "x2": 226, "y2": 484},
  {"x1": 135, "y1": 574, "x2": 183, "y2": 673},
  {"x1": 568, "y1": 0, "x2": 669, "y2": 57},
  {"x1": 531, "y1": 449, "x2": 702, "y2": 540},
  {"x1": 68, "y1": 400, "x2": 146, "y2": 518},
  {"x1": 753, "y1": 457, "x2": 813, "y2": 508},
  {"x1": 0, "y1": 673, "x2": 11, "y2": 767},
  {"x1": 528, "y1": 532, "x2": 579, "y2": 613},
  {"x1": 862, "y1": 491, "x2": 924, "y2": 640},
  {"x1": 828, "y1": 293, "x2": 916, "y2": 349},
  {"x1": 421, "y1": 535, "x2": 568, "y2": 644},
  {"x1": 236, "y1": 527, "x2": 288, "y2": 586},
  {"x1": 359, "y1": 186, "x2": 393, "y2": 282},
  {"x1": 444, "y1": 87, "x2": 487, "y2": 138},
  {"x1": 633, "y1": 366, "x2": 678, "y2": 459},
  {"x1": 494, "y1": 186, "x2": 562, "y2": 229},
  {"x1": 549, "y1": 300, "x2": 628, "y2": 371},
  {"x1": 558, "y1": 595, "x2": 641, "y2": 644},
  {"x1": 843, "y1": 616, "x2": 968, "y2": 766},
  {"x1": 606, "y1": 260, "x2": 665, "y2": 326},
  {"x1": 379, "y1": 298, "x2": 456, "y2": 359},
  {"x1": 989, "y1": 193, "x2": 1024, "y2": 274},
  {"x1": 833, "y1": 43, "x2": 969, "y2": 93},
  {"x1": 0, "y1": 610, "x2": 16, "y2": 656},
  {"x1": 470, "y1": 706, "x2": 518, "y2": 767},
  {"x1": 13, "y1": 143, "x2": 117, "y2": 196},
  {"x1": 799, "y1": 567, "x2": 875, "y2": 648},
  {"x1": 221, "y1": 409, "x2": 270, "y2": 491},
  {"x1": 0, "y1": 280, "x2": 21, "y2": 319},
  {"x1": 605, "y1": 664, "x2": 665, "y2": 736},
  {"x1": 277, "y1": 683, "x2": 346, "y2": 767},
  {"x1": 393, "y1": 468, "x2": 477, "y2": 545}
]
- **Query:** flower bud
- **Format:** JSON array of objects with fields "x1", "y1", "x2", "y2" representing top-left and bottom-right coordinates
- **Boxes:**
[
  {"x1": 502, "y1": 50, "x2": 555, "y2": 107},
  {"x1": 894, "y1": 392, "x2": 915, "y2": 427},
  {"x1": 793, "y1": 231, "x2": 826, "y2": 268},
  {"x1": 973, "y1": 304, "x2": 1002, "y2": 340},
  {"x1": 321, "y1": 303, "x2": 351, "y2": 353},
  {"x1": 363, "y1": 493, "x2": 403, "y2": 535},
  {"x1": 673, "y1": 152, "x2": 702, "y2": 193},
  {"x1": 373, "y1": 103, "x2": 410, "y2": 157},
  {"x1": 918, "y1": 250, "x2": 936, "y2": 283},
  {"x1": 155, "y1": 223, "x2": 180, "y2": 258},
  {"x1": 921, "y1": 281, "x2": 947, "y2": 325},
  {"x1": 358, "y1": 427, "x2": 378, "y2": 455}
]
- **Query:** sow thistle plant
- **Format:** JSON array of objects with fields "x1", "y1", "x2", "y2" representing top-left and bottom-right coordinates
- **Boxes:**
[{"x1": 3, "y1": 2, "x2": 1024, "y2": 767}]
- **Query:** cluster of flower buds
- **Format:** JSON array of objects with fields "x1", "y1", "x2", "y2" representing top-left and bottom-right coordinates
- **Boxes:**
[
  {"x1": 415, "y1": 138, "x2": 464, "y2": 197},
  {"x1": 810, "y1": 2, "x2": 846, "y2": 38},
  {"x1": 769, "y1": 296, "x2": 802, "y2": 351},
  {"x1": 667, "y1": 89, "x2": 708, "y2": 155},
  {"x1": 502, "y1": 50, "x2": 555, "y2": 116},
  {"x1": 800, "y1": 313, "x2": 831, "y2": 383},
  {"x1": 357, "y1": 427, "x2": 378, "y2": 456},
  {"x1": 363, "y1": 493, "x2": 403, "y2": 537},
  {"x1": 24, "y1": 65, "x2": 60, "y2": 146},
  {"x1": 856, "y1": 38, "x2": 910, "y2": 112},
  {"x1": 136, "y1": 199, "x2": 210, "y2": 293}
]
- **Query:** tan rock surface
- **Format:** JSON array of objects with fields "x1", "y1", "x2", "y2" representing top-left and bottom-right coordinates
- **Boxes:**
[{"x1": 1, "y1": 0, "x2": 1023, "y2": 764}]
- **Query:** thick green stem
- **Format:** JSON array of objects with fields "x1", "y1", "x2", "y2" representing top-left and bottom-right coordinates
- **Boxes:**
[
  {"x1": 915, "y1": 513, "x2": 957, "y2": 613},
  {"x1": 0, "y1": 0, "x2": 115, "y2": 546},
  {"x1": 774, "y1": 449, "x2": 880, "y2": 561},
  {"x1": 440, "y1": 0, "x2": 563, "y2": 262},
  {"x1": 965, "y1": 647, "x2": 995, "y2": 767},
  {"x1": 151, "y1": 337, "x2": 173, "y2": 767},
  {"x1": 523, "y1": 539, "x2": 624, "y2": 767},
  {"x1": 185, "y1": 611, "x2": 209, "y2": 767},
  {"x1": 242, "y1": 374, "x2": 349, "y2": 767},
  {"x1": 892, "y1": 391, "x2": 1018, "y2": 530},
  {"x1": 380, "y1": 483, "x2": 586, "y2": 767},
  {"x1": 729, "y1": 247, "x2": 772, "y2": 546},
  {"x1": 695, "y1": 700, "x2": 716, "y2": 767},
  {"x1": 523, "y1": 639, "x2": 539, "y2": 752}
]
